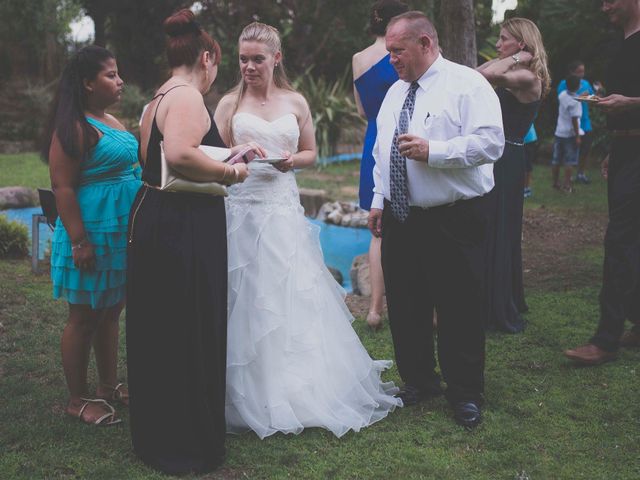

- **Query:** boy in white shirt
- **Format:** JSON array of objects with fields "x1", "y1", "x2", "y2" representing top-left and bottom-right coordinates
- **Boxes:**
[{"x1": 552, "y1": 75, "x2": 582, "y2": 192}]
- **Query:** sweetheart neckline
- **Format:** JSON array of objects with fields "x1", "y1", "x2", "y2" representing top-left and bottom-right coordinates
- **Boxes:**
[{"x1": 234, "y1": 112, "x2": 297, "y2": 124}]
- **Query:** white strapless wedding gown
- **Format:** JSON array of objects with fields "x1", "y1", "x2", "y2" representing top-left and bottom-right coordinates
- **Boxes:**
[{"x1": 225, "y1": 112, "x2": 402, "y2": 439}]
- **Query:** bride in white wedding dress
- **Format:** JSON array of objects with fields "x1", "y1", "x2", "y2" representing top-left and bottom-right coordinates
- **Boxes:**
[{"x1": 214, "y1": 22, "x2": 402, "y2": 439}]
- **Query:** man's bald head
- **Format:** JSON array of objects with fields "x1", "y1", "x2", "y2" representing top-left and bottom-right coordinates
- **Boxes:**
[{"x1": 387, "y1": 11, "x2": 439, "y2": 48}]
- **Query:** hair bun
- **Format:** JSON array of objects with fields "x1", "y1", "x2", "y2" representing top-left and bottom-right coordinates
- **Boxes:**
[{"x1": 164, "y1": 9, "x2": 201, "y2": 38}]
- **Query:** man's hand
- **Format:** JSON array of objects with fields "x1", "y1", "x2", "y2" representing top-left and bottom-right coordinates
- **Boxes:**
[
  {"x1": 398, "y1": 134, "x2": 429, "y2": 162},
  {"x1": 595, "y1": 94, "x2": 639, "y2": 114},
  {"x1": 368, "y1": 208, "x2": 383, "y2": 238},
  {"x1": 576, "y1": 135, "x2": 582, "y2": 146}
]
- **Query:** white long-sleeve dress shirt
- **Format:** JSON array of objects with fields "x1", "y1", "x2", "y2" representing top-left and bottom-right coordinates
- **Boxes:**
[{"x1": 371, "y1": 54, "x2": 505, "y2": 210}]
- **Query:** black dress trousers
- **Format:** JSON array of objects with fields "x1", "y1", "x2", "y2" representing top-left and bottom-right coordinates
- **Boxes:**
[
  {"x1": 591, "y1": 137, "x2": 640, "y2": 352},
  {"x1": 381, "y1": 195, "x2": 488, "y2": 404}
]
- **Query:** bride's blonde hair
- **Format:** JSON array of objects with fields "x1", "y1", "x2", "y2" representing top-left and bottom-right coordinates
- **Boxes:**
[
  {"x1": 501, "y1": 17, "x2": 551, "y2": 97},
  {"x1": 226, "y1": 22, "x2": 296, "y2": 144}
]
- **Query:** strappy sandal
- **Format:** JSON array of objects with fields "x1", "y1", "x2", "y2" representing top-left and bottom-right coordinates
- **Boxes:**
[
  {"x1": 97, "y1": 382, "x2": 129, "y2": 407},
  {"x1": 69, "y1": 398, "x2": 122, "y2": 426}
]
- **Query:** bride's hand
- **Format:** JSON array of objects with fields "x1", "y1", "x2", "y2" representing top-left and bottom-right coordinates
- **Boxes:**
[
  {"x1": 230, "y1": 142, "x2": 267, "y2": 163},
  {"x1": 273, "y1": 151, "x2": 294, "y2": 173}
]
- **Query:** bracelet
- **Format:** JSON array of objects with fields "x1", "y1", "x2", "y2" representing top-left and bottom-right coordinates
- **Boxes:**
[
  {"x1": 512, "y1": 53, "x2": 520, "y2": 66},
  {"x1": 221, "y1": 165, "x2": 229, "y2": 183},
  {"x1": 232, "y1": 166, "x2": 239, "y2": 183},
  {"x1": 72, "y1": 237, "x2": 87, "y2": 251}
]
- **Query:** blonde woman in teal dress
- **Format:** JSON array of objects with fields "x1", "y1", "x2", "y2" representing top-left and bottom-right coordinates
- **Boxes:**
[{"x1": 43, "y1": 46, "x2": 141, "y2": 425}]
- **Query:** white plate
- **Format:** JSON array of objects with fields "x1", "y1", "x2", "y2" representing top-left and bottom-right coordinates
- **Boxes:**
[
  {"x1": 254, "y1": 157, "x2": 287, "y2": 163},
  {"x1": 576, "y1": 96, "x2": 599, "y2": 104}
]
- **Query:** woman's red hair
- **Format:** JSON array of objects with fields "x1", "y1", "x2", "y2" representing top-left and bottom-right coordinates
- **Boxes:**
[{"x1": 163, "y1": 9, "x2": 221, "y2": 68}]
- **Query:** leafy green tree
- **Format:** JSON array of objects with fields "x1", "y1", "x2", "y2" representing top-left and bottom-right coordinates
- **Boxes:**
[
  {"x1": 79, "y1": 0, "x2": 184, "y2": 89},
  {"x1": 0, "y1": 0, "x2": 81, "y2": 80}
]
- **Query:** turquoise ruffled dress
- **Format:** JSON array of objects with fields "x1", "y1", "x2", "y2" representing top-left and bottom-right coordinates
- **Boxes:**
[{"x1": 51, "y1": 117, "x2": 141, "y2": 309}]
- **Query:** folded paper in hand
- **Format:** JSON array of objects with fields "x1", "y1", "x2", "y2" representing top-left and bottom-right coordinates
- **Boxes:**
[{"x1": 160, "y1": 142, "x2": 230, "y2": 196}]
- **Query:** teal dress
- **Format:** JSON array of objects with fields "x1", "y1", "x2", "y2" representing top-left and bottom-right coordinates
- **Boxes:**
[{"x1": 51, "y1": 117, "x2": 142, "y2": 309}]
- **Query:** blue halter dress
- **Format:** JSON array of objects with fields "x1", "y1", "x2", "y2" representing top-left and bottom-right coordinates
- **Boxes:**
[
  {"x1": 50, "y1": 116, "x2": 141, "y2": 309},
  {"x1": 354, "y1": 54, "x2": 398, "y2": 210}
]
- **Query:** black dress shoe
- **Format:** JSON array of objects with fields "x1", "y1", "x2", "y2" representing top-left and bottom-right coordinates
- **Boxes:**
[
  {"x1": 453, "y1": 401, "x2": 482, "y2": 428},
  {"x1": 395, "y1": 383, "x2": 443, "y2": 406}
]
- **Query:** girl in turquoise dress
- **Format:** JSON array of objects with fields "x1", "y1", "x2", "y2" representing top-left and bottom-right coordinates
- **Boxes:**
[{"x1": 43, "y1": 46, "x2": 141, "y2": 425}]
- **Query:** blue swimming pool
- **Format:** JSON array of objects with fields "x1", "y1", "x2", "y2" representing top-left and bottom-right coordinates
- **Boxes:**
[{"x1": 1, "y1": 208, "x2": 371, "y2": 292}]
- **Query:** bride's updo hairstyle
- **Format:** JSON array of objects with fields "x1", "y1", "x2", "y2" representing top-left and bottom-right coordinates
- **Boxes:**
[
  {"x1": 227, "y1": 22, "x2": 296, "y2": 144},
  {"x1": 163, "y1": 9, "x2": 221, "y2": 68}
]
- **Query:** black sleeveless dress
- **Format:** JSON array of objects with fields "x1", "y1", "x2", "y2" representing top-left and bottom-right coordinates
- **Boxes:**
[
  {"x1": 126, "y1": 89, "x2": 227, "y2": 474},
  {"x1": 485, "y1": 88, "x2": 539, "y2": 333}
]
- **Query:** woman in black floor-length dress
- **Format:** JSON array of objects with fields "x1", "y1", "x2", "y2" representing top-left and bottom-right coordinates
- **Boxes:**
[
  {"x1": 487, "y1": 87, "x2": 540, "y2": 331},
  {"x1": 126, "y1": 9, "x2": 255, "y2": 475},
  {"x1": 476, "y1": 17, "x2": 551, "y2": 332}
]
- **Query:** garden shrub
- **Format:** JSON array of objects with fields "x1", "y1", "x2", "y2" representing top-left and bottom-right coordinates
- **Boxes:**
[{"x1": 0, "y1": 214, "x2": 29, "y2": 258}]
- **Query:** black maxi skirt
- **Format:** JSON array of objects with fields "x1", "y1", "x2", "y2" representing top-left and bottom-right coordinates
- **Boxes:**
[
  {"x1": 126, "y1": 186, "x2": 227, "y2": 475},
  {"x1": 485, "y1": 143, "x2": 528, "y2": 333}
]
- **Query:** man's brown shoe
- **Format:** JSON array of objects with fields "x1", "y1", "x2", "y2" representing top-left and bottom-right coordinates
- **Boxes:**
[
  {"x1": 564, "y1": 344, "x2": 617, "y2": 365},
  {"x1": 620, "y1": 329, "x2": 640, "y2": 348}
]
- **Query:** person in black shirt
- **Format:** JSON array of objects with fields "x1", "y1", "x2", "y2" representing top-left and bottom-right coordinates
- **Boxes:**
[{"x1": 565, "y1": 0, "x2": 640, "y2": 364}]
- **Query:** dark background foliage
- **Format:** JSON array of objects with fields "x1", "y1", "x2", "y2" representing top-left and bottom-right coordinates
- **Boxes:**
[{"x1": 0, "y1": 0, "x2": 619, "y2": 153}]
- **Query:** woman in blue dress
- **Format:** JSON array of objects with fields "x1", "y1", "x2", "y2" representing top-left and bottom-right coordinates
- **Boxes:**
[
  {"x1": 43, "y1": 46, "x2": 141, "y2": 425},
  {"x1": 352, "y1": 0, "x2": 408, "y2": 330}
]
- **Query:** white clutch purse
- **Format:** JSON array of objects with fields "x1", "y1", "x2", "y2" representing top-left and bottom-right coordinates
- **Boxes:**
[{"x1": 160, "y1": 141, "x2": 231, "y2": 196}]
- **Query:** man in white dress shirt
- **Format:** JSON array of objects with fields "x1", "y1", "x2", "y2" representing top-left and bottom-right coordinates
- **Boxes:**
[{"x1": 368, "y1": 11, "x2": 504, "y2": 428}]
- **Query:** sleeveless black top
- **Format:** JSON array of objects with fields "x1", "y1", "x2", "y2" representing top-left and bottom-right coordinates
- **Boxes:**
[
  {"x1": 140, "y1": 85, "x2": 226, "y2": 187},
  {"x1": 496, "y1": 87, "x2": 540, "y2": 144}
]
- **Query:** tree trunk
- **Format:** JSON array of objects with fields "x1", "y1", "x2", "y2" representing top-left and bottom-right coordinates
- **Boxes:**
[
  {"x1": 83, "y1": 0, "x2": 108, "y2": 46},
  {"x1": 438, "y1": 0, "x2": 477, "y2": 68},
  {"x1": 92, "y1": 10, "x2": 107, "y2": 46}
]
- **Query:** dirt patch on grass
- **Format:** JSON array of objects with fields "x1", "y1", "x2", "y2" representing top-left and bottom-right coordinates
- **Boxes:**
[
  {"x1": 345, "y1": 206, "x2": 608, "y2": 319},
  {"x1": 522, "y1": 206, "x2": 606, "y2": 291}
]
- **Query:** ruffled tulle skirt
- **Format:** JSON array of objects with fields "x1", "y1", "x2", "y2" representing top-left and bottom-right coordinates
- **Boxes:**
[
  {"x1": 225, "y1": 192, "x2": 402, "y2": 439},
  {"x1": 50, "y1": 177, "x2": 141, "y2": 309}
]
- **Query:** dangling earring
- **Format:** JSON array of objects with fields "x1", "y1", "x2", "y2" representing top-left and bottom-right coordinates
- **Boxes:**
[
  {"x1": 275, "y1": 63, "x2": 279, "y2": 68},
  {"x1": 205, "y1": 67, "x2": 209, "y2": 84}
]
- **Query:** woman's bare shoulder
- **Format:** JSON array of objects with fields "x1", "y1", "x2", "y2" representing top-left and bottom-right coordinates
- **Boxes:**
[
  {"x1": 286, "y1": 91, "x2": 309, "y2": 112},
  {"x1": 217, "y1": 93, "x2": 236, "y2": 109},
  {"x1": 353, "y1": 44, "x2": 389, "y2": 80},
  {"x1": 103, "y1": 113, "x2": 126, "y2": 131}
]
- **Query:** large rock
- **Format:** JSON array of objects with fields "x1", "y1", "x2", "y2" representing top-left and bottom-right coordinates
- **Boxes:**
[
  {"x1": 319, "y1": 201, "x2": 368, "y2": 228},
  {"x1": 299, "y1": 188, "x2": 329, "y2": 218},
  {"x1": 350, "y1": 253, "x2": 371, "y2": 296},
  {"x1": 0, "y1": 187, "x2": 39, "y2": 209}
]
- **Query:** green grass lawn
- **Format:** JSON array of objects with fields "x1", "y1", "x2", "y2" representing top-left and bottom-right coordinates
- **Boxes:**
[
  {"x1": 0, "y1": 152, "x2": 51, "y2": 190},
  {"x1": 524, "y1": 165, "x2": 608, "y2": 216},
  {"x1": 1, "y1": 154, "x2": 639, "y2": 479}
]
